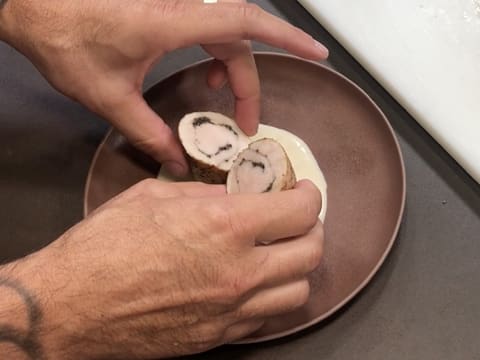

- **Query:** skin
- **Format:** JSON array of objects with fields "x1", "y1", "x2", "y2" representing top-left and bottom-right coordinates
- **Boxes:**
[
  {"x1": 0, "y1": 180, "x2": 324, "y2": 359},
  {"x1": 0, "y1": 0, "x2": 328, "y2": 176},
  {"x1": 0, "y1": 0, "x2": 327, "y2": 358}
]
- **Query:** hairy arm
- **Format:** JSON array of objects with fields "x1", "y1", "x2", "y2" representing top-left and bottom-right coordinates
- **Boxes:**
[
  {"x1": 0, "y1": 0, "x2": 327, "y2": 177},
  {"x1": 0, "y1": 263, "x2": 45, "y2": 359},
  {"x1": 0, "y1": 251, "x2": 67, "y2": 360}
]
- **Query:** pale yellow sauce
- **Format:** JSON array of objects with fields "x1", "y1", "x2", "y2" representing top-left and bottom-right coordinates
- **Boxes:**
[
  {"x1": 158, "y1": 124, "x2": 328, "y2": 222},
  {"x1": 251, "y1": 125, "x2": 327, "y2": 222}
]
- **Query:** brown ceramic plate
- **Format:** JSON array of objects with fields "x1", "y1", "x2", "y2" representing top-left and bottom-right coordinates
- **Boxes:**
[{"x1": 84, "y1": 53, "x2": 406, "y2": 343}]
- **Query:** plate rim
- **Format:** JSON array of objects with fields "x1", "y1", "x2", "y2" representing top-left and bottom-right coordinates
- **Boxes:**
[{"x1": 83, "y1": 52, "x2": 407, "y2": 343}]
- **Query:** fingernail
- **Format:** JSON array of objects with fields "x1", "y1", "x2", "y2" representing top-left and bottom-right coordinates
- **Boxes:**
[
  {"x1": 314, "y1": 40, "x2": 329, "y2": 58},
  {"x1": 164, "y1": 161, "x2": 188, "y2": 178}
]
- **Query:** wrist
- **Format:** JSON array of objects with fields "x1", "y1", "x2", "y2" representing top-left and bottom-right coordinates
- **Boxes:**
[
  {"x1": 0, "y1": 249, "x2": 70, "y2": 359},
  {"x1": 0, "y1": 261, "x2": 46, "y2": 359}
]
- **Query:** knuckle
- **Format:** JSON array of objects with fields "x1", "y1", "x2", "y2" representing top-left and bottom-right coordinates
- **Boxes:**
[
  {"x1": 301, "y1": 206, "x2": 318, "y2": 234},
  {"x1": 140, "y1": 178, "x2": 159, "y2": 190},
  {"x1": 306, "y1": 245, "x2": 323, "y2": 273},
  {"x1": 294, "y1": 280, "x2": 311, "y2": 308},
  {"x1": 213, "y1": 262, "x2": 256, "y2": 307},
  {"x1": 124, "y1": 180, "x2": 146, "y2": 198},
  {"x1": 200, "y1": 323, "x2": 224, "y2": 343},
  {"x1": 190, "y1": 322, "x2": 225, "y2": 351},
  {"x1": 204, "y1": 201, "x2": 230, "y2": 231},
  {"x1": 278, "y1": 280, "x2": 311, "y2": 314},
  {"x1": 238, "y1": 3, "x2": 262, "y2": 35},
  {"x1": 316, "y1": 221, "x2": 325, "y2": 244},
  {"x1": 242, "y1": 3, "x2": 262, "y2": 19},
  {"x1": 135, "y1": 178, "x2": 159, "y2": 196},
  {"x1": 299, "y1": 187, "x2": 321, "y2": 232},
  {"x1": 206, "y1": 200, "x2": 246, "y2": 238},
  {"x1": 218, "y1": 270, "x2": 250, "y2": 304},
  {"x1": 154, "y1": 0, "x2": 186, "y2": 15},
  {"x1": 305, "y1": 225, "x2": 324, "y2": 272}
]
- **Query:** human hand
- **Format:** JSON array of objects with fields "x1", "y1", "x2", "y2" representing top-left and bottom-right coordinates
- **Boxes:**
[
  {"x1": 0, "y1": 0, "x2": 328, "y2": 176},
  {"x1": 1, "y1": 179, "x2": 323, "y2": 359}
]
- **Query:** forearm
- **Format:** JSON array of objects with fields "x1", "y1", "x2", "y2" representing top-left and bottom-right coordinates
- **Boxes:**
[
  {"x1": 0, "y1": 261, "x2": 45, "y2": 359},
  {"x1": 0, "y1": 248, "x2": 71, "y2": 360}
]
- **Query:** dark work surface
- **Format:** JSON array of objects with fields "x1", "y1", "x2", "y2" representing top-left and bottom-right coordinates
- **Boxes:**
[{"x1": 1, "y1": 1, "x2": 479, "y2": 359}]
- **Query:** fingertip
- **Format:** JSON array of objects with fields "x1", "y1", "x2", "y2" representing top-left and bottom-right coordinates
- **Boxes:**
[
  {"x1": 313, "y1": 40, "x2": 329, "y2": 59},
  {"x1": 242, "y1": 123, "x2": 258, "y2": 137},
  {"x1": 234, "y1": 102, "x2": 260, "y2": 136}
]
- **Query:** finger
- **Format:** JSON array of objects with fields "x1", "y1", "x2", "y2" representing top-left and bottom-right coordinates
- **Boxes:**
[
  {"x1": 202, "y1": 0, "x2": 260, "y2": 135},
  {"x1": 251, "y1": 221, "x2": 324, "y2": 286},
  {"x1": 223, "y1": 319, "x2": 264, "y2": 344},
  {"x1": 204, "y1": 41, "x2": 260, "y2": 136},
  {"x1": 106, "y1": 93, "x2": 188, "y2": 177},
  {"x1": 157, "y1": 3, "x2": 328, "y2": 60},
  {"x1": 236, "y1": 279, "x2": 310, "y2": 320},
  {"x1": 207, "y1": 59, "x2": 228, "y2": 90},
  {"x1": 225, "y1": 180, "x2": 322, "y2": 244}
]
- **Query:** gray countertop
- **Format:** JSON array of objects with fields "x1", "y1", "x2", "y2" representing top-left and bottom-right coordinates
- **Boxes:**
[{"x1": 1, "y1": 1, "x2": 479, "y2": 359}]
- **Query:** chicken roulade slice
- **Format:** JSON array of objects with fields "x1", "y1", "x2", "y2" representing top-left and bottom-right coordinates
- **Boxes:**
[
  {"x1": 227, "y1": 138, "x2": 296, "y2": 194},
  {"x1": 178, "y1": 112, "x2": 249, "y2": 184}
]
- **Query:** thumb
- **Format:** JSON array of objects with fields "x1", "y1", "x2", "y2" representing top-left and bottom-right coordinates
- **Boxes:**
[{"x1": 105, "y1": 93, "x2": 189, "y2": 177}]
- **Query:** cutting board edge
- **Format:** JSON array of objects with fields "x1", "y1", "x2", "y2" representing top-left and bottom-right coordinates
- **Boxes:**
[{"x1": 298, "y1": 0, "x2": 480, "y2": 183}]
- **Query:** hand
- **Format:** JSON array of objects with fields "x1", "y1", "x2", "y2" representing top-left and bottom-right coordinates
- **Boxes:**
[
  {"x1": 0, "y1": 0, "x2": 328, "y2": 176},
  {"x1": 0, "y1": 179, "x2": 323, "y2": 359}
]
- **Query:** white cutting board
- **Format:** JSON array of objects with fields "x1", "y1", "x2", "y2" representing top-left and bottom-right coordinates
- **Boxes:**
[{"x1": 299, "y1": 0, "x2": 480, "y2": 183}]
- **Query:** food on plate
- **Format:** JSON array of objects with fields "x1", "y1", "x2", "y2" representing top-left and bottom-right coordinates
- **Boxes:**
[
  {"x1": 168, "y1": 112, "x2": 328, "y2": 221},
  {"x1": 178, "y1": 112, "x2": 249, "y2": 184},
  {"x1": 226, "y1": 138, "x2": 296, "y2": 194}
]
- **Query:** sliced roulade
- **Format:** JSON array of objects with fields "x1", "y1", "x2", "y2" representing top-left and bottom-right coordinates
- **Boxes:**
[
  {"x1": 178, "y1": 112, "x2": 249, "y2": 184},
  {"x1": 227, "y1": 138, "x2": 296, "y2": 194}
]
